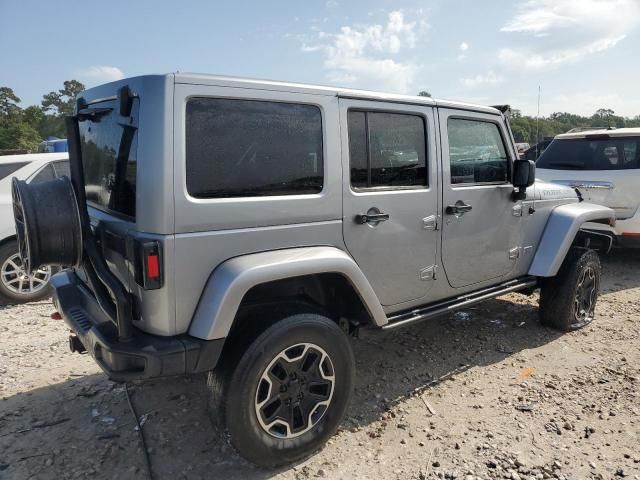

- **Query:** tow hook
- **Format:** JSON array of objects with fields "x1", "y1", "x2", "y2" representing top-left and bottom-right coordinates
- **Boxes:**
[{"x1": 69, "y1": 335, "x2": 86, "y2": 354}]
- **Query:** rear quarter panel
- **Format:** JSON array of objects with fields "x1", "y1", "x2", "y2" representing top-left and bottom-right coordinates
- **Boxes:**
[{"x1": 171, "y1": 83, "x2": 344, "y2": 334}]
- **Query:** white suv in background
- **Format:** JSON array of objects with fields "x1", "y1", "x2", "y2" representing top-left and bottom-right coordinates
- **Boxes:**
[
  {"x1": 536, "y1": 128, "x2": 640, "y2": 247},
  {"x1": 0, "y1": 153, "x2": 69, "y2": 303}
]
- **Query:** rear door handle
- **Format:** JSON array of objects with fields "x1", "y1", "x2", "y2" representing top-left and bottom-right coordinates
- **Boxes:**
[
  {"x1": 446, "y1": 202, "x2": 473, "y2": 215},
  {"x1": 355, "y1": 213, "x2": 390, "y2": 224}
]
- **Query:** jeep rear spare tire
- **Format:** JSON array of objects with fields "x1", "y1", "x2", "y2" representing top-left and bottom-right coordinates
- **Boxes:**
[
  {"x1": 11, "y1": 176, "x2": 82, "y2": 275},
  {"x1": 208, "y1": 313, "x2": 355, "y2": 467},
  {"x1": 539, "y1": 248, "x2": 601, "y2": 331}
]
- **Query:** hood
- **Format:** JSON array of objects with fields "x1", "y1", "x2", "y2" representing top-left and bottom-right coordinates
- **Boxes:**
[{"x1": 530, "y1": 179, "x2": 578, "y2": 202}]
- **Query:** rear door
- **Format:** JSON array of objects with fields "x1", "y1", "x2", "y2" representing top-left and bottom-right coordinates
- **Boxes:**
[
  {"x1": 536, "y1": 135, "x2": 640, "y2": 220},
  {"x1": 77, "y1": 95, "x2": 139, "y2": 290},
  {"x1": 340, "y1": 99, "x2": 439, "y2": 306},
  {"x1": 439, "y1": 109, "x2": 522, "y2": 288}
]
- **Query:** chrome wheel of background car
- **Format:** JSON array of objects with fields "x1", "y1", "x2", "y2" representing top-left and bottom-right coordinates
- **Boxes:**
[
  {"x1": 573, "y1": 266, "x2": 597, "y2": 328},
  {"x1": 255, "y1": 343, "x2": 335, "y2": 439},
  {"x1": 0, "y1": 253, "x2": 50, "y2": 295}
]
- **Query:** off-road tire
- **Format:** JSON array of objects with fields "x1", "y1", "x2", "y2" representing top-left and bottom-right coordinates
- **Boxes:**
[
  {"x1": 207, "y1": 313, "x2": 355, "y2": 468},
  {"x1": 539, "y1": 248, "x2": 601, "y2": 331},
  {"x1": 0, "y1": 240, "x2": 54, "y2": 305}
]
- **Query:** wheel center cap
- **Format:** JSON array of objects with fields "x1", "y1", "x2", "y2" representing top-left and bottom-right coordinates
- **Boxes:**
[{"x1": 287, "y1": 380, "x2": 303, "y2": 399}]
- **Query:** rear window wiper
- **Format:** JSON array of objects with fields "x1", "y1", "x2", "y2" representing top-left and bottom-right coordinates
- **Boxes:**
[{"x1": 77, "y1": 107, "x2": 113, "y2": 122}]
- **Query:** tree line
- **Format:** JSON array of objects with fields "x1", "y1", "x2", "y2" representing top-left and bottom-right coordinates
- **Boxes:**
[
  {"x1": 509, "y1": 109, "x2": 640, "y2": 144},
  {"x1": 0, "y1": 80, "x2": 85, "y2": 153},
  {"x1": 2, "y1": 81, "x2": 640, "y2": 152}
]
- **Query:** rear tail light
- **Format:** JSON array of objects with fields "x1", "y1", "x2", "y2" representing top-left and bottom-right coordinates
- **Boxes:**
[{"x1": 134, "y1": 240, "x2": 163, "y2": 290}]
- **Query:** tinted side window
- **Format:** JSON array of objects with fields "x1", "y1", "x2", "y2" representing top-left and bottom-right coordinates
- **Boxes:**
[
  {"x1": 29, "y1": 164, "x2": 56, "y2": 184},
  {"x1": 347, "y1": 111, "x2": 427, "y2": 189},
  {"x1": 53, "y1": 160, "x2": 70, "y2": 178},
  {"x1": 186, "y1": 98, "x2": 323, "y2": 198},
  {"x1": 347, "y1": 111, "x2": 368, "y2": 188},
  {"x1": 447, "y1": 118, "x2": 509, "y2": 185},
  {"x1": 0, "y1": 162, "x2": 28, "y2": 180}
]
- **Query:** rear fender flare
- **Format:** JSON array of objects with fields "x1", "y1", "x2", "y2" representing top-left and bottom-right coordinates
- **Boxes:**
[
  {"x1": 188, "y1": 246, "x2": 387, "y2": 340},
  {"x1": 528, "y1": 202, "x2": 615, "y2": 277}
]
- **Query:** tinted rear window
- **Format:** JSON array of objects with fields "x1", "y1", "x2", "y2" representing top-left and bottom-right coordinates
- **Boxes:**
[
  {"x1": 186, "y1": 98, "x2": 323, "y2": 198},
  {"x1": 78, "y1": 99, "x2": 138, "y2": 218},
  {"x1": 347, "y1": 110, "x2": 427, "y2": 189},
  {"x1": 0, "y1": 162, "x2": 28, "y2": 180},
  {"x1": 537, "y1": 137, "x2": 640, "y2": 170}
]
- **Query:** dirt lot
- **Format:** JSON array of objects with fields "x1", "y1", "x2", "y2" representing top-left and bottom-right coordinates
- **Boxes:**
[{"x1": 1, "y1": 251, "x2": 639, "y2": 480}]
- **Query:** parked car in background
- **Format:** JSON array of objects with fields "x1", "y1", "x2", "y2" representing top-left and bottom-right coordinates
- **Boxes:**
[
  {"x1": 536, "y1": 128, "x2": 640, "y2": 247},
  {"x1": 38, "y1": 137, "x2": 69, "y2": 153},
  {"x1": 515, "y1": 142, "x2": 530, "y2": 157},
  {"x1": 0, "y1": 153, "x2": 69, "y2": 303}
]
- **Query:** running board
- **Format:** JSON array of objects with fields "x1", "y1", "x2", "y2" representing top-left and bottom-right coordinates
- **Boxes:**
[{"x1": 382, "y1": 277, "x2": 538, "y2": 331}]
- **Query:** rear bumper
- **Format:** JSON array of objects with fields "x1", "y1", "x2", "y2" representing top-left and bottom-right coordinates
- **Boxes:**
[{"x1": 51, "y1": 271, "x2": 224, "y2": 382}]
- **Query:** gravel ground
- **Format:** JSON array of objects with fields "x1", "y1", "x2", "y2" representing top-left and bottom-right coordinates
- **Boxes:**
[{"x1": 1, "y1": 251, "x2": 639, "y2": 480}]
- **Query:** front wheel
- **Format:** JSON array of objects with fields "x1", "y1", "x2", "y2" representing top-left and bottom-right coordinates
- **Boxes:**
[
  {"x1": 208, "y1": 313, "x2": 355, "y2": 468},
  {"x1": 539, "y1": 248, "x2": 601, "y2": 331}
]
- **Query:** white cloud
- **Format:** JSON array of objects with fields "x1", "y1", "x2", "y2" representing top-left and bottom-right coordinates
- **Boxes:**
[
  {"x1": 300, "y1": 11, "x2": 427, "y2": 93},
  {"x1": 457, "y1": 42, "x2": 469, "y2": 61},
  {"x1": 498, "y1": 35, "x2": 626, "y2": 69},
  {"x1": 499, "y1": 0, "x2": 640, "y2": 70},
  {"x1": 76, "y1": 65, "x2": 125, "y2": 84},
  {"x1": 460, "y1": 71, "x2": 503, "y2": 88}
]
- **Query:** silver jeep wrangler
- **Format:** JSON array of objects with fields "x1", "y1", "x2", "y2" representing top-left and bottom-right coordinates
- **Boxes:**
[{"x1": 12, "y1": 73, "x2": 615, "y2": 467}]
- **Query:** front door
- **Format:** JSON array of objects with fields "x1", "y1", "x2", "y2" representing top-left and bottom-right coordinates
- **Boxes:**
[
  {"x1": 340, "y1": 99, "x2": 439, "y2": 306},
  {"x1": 439, "y1": 108, "x2": 522, "y2": 288}
]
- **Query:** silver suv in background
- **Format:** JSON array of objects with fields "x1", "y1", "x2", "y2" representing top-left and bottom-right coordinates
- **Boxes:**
[
  {"x1": 536, "y1": 128, "x2": 640, "y2": 247},
  {"x1": 0, "y1": 153, "x2": 69, "y2": 303},
  {"x1": 12, "y1": 74, "x2": 614, "y2": 467}
]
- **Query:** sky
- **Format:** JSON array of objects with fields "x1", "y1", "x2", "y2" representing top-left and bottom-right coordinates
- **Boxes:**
[{"x1": 2, "y1": 0, "x2": 640, "y2": 117}]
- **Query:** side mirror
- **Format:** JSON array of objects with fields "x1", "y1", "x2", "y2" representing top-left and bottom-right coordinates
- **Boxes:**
[
  {"x1": 513, "y1": 159, "x2": 535, "y2": 188},
  {"x1": 512, "y1": 159, "x2": 535, "y2": 201}
]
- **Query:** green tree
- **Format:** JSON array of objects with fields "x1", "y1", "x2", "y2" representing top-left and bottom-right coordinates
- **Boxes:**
[
  {"x1": 0, "y1": 87, "x2": 22, "y2": 118},
  {"x1": 0, "y1": 86, "x2": 42, "y2": 151},
  {"x1": 0, "y1": 121, "x2": 41, "y2": 150},
  {"x1": 417, "y1": 90, "x2": 432, "y2": 97},
  {"x1": 41, "y1": 79, "x2": 85, "y2": 116}
]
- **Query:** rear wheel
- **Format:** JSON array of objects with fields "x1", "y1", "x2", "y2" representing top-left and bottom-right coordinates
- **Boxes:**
[
  {"x1": 208, "y1": 313, "x2": 355, "y2": 467},
  {"x1": 539, "y1": 248, "x2": 601, "y2": 331},
  {"x1": 0, "y1": 240, "x2": 53, "y2": 304}
]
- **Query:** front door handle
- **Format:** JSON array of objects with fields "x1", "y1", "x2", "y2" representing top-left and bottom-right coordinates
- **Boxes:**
[
  {"x1": 355, "y1": 212, "x2": 390, "y2": 224},
  {"x1": 446, "y1": 202, "x2": 473, "y2": 215}
]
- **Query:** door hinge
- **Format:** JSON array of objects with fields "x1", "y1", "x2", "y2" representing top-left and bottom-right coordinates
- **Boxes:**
[
  {"x1": 508, "y1": 247, "x2": 520, "y2": 260},
  {"x1": 423, "y1": 215, "x2": 438, "y2": 230},
  {"x1": 419, "y1": 265, "x2": 437, "y2": 281}
]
